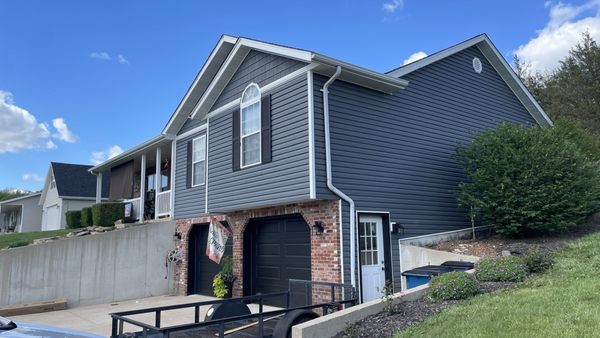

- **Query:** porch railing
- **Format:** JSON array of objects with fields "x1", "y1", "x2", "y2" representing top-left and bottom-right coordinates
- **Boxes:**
[
  {"x1": 156, "y1": 190, "x2": 171, "y2": 217},
  {"x1": 123, "y1": 197, "x2": 142, "y2": 221}
]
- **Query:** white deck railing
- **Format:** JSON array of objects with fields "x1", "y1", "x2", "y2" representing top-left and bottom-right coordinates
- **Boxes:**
[{"x1": 156, "y1": 190, "x2": 171, "y2": 217}]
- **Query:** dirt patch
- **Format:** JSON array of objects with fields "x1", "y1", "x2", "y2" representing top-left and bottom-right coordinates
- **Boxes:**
[
  {"x1": 334, "y1": 281, "x2": 515, "y2": 338},
  {"x1": 431, "y1": 220, "x2": 600, "y2": 258}
]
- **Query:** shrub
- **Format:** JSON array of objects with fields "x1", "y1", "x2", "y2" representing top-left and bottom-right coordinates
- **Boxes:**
[
  {"x1": 81, "y1": 207, "x2": 93, "y2": 227},
  {"x1": 8, "y1": 240, "x2": 30, "y2": 248},
  {"x1": 457, "y1": 120, "x2": 600, "y2": 237},
  {"x1": 523, "y1": 246, "x2": 554, "y2": 273},
  {"x1": 65, "y1": 210, "x2": 82, "y2": 229},
  {"x1": 427, "y1": 271, "x2": 481, "y2": 302},
  {"x1": 476, "y1": 256, "x2": 527, "y2": 282},
  {"x1": 91, "y1": 202, "x2": 124, "y2": 226}
]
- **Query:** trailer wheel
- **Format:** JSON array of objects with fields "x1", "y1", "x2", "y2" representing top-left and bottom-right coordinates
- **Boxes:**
[{"x1": 272, "y1": 309, "x2": 319, "y2": 338}]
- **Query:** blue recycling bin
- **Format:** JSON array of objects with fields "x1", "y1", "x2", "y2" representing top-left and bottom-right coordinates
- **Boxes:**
[{"x1": 402, "y1": 265, "x2": 453, "y2": 289}]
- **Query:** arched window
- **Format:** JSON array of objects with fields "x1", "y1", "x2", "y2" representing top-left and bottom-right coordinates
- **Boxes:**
[{"x1": 240, "y1": 83, "x2": 261, "y2": 167}]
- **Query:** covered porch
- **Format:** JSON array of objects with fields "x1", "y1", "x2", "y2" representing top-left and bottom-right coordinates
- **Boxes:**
[{"x1": 90, "y1": 135, "x2": 175, "y2": 222}]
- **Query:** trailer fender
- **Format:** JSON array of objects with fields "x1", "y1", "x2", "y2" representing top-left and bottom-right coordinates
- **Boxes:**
[
  {"x1": 272, "y1": 309, "x2": 319, "y2": 338},
  {"x1": 204, "y1": 301, "x2": 251, "y2": 321}
]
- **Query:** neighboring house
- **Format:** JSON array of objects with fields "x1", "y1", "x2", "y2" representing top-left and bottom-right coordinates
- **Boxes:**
[
  {"x1": 90, "y1": 34, "x2": 552, "y2": 304},
  {"x1": 0, "y1": 193, "x2": 43, "y2": 233},
  {"x1": 40, "y1": 162, "x2": 110, "y2": 230}
]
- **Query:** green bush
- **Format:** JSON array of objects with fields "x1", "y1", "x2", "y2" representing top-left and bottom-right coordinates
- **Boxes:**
[
  {"x1": 65, "y1": 210, "x2": 82, "y2": 229},
  {"x1": 457, "y1": 120, "x2": 600, "y2": 237},
  {"x1": 81, "y1": 207, "x2": 93, "y2": 227},
  {"x1": 8, "y1": 240, "x2": 31, "y2": 248},
  {"x1": 476, "y1": 256, "x2": 527, "y2": 282},
  {"x1": 523, "y1": 246, "x2": 555, "y2": 273},
  {"x1": 91, "y1": 202, "x2": 124, "y2": 226},
  {"x1": 427, "y1": 271, "x2": 481, "y2": 302}
]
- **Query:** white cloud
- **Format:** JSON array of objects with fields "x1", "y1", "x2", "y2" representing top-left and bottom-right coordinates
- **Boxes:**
[
  {"x1": 52, "y1": 118, "x2": 78, "y2": 143},
  {"x1": 90, "y1": 145, "x2": 124, "y2": 165},
  {"x1": 0, "y1": 90, "x2": 56, "y2": 153},
  {"x1": 514, "y1": 0, "x2": 600, "y2": 73},
  {"x1": 402, "y1": 51, "x2": 428, "y2": 65},
  {"x1": 22, "y1": 173, "x2": 44, "y2": 182},
  {"x1": 90, "y1": 51, "x2": 112, "y2": 60},
  {"x1": 382, "y1": 0, "x2": 403, "y2": 13},
  {"x1": 117, "y1": 54, "x2": 129, "y2": 64}
]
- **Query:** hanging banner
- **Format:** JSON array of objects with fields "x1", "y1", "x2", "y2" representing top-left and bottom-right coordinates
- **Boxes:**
[{"x1": 206, "y1": 217, "x2": 232, "y2": 264}]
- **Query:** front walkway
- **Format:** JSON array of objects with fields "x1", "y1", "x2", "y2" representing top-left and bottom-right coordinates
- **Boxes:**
[{"x1": 10, "y1": 294, "x2": 274, "y2": 337}]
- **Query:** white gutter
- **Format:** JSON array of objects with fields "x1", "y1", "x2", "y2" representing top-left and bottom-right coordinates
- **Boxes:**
[{"x1": 322, "y1": 66, "x2": 358, "y2": 294}]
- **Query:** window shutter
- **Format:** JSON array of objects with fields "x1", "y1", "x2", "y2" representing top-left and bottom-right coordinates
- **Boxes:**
[
  {"x1": 261, "y1": 94, "x2": 272, "y2": 164},
  {"x1": 232, "y1": 109, "x2": 241, "y2": 171},
  {"x1": 186, "y1": 140, "x2": 192, "y2": 188}
]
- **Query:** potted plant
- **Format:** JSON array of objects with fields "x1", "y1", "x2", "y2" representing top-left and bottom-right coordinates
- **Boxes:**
[{"x1": 212, "y1": 256, "x2": 236, "y2": 298}]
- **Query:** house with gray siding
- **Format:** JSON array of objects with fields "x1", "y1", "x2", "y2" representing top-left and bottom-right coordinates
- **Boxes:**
[
  {"x1": 0, "y1": 193, "x2": 42, "y2": 233},
  {"x1": 91, "y1": 34, "x2": 552, "y2": 304}
]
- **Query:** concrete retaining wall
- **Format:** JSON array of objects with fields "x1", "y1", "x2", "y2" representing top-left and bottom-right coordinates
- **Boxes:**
[{"x1": 0, "y1": 221, "x2": 176, "y2": 307}]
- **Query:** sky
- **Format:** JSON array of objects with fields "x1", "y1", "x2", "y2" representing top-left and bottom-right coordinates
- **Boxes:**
[{"x1": 1, "y1": 0, "x2": 599, "y2": 191}]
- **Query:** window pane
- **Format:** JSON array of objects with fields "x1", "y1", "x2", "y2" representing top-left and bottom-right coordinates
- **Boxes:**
[
  {"x1": 242, "y1": 85, "x2": 259, "y2": 102},
  {"x1": 242, "y1": 133, "x2": 260, "y2": 166},
  {"x1": 193, "y1": 137, "x2": 206, "y2": 162},
  {"x1": 242, "y1": 102, "x2": 260, "y2": 135},
  {"x1": 193, "y1": 161, "x2": 205, "y2": 185}
]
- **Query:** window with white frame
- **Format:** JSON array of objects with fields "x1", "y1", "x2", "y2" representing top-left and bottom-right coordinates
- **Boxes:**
[
  {"x1": 240, "y1": 83, "x2": 261, "y2": 167},
  {"x1": 192, "y1": 135, "x2": 206, "y2": 186}
]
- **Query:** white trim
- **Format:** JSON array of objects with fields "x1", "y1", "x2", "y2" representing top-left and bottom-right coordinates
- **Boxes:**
[
  {"x1": 140, "y1": 154, "x2": 146, "y2": 221},
  {"x1": 59, "y1": 196, "x2": 109, "y2": 201},
  {"x1": 191, "y1": 135, "x2": 207, "y2": 187},
  {"x1": 163, "y1": 35, "x2": 238, "y2": 133},
  {"x1": 240, "y1": 83, "x2": 262, "y2": 169},
  {"x1": 170, "y1": 139, "x2": 176, "y2": 218},
  {"x1": 0, "y1": 193, "x2": 41, "y2": 205},
  {"x1": 205, "y1": 118, "x2": 210, "y2": 213},
  {"x1": 237, "y1": 38, "x2": 313, "y2": 63},
  {"x1": 399, "y1": 224, "x2": 494, "y2": 242},
  {"x1": 175, "y1": 124, "x2": 207, "y2": 141},
  {"x1": 198, "y1": 63, "x2": 318, "y2": 121},
  {"x1": 154, "y1": 147, "x2": 162, "y2": 220},
  {"x1": 307, "y1": 71, "x2": 316, "y2": 199},
  {"x1": 386, "y1": 34, "x2": 552, "y2": 127}
]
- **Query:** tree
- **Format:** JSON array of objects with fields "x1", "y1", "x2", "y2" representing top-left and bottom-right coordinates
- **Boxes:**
[
  {"x1": 457, "y1": 120, "x2": 600, "y2": 237},
  {"x1": 0, "y1": 188, "x2": 28, "y2": 202},
  {"x1": 516, "y1": 32, "x2": 600, "y2": 133}
]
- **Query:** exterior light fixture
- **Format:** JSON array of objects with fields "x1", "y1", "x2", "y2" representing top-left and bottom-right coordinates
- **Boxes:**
[
  {"x1": 312, "y1": 221, "x2": 324, "y2": 235},
  {"x1": 173, "y1": 231, "x2": 182, "y2": 241},
  {"x1": 391, "y1": 222, "x2": 404, "y2": 236}
]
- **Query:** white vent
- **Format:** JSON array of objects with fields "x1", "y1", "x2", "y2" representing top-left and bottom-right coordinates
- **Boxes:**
[{"x1": 473, "y1": 57, "x2": 483, "y2": 74}]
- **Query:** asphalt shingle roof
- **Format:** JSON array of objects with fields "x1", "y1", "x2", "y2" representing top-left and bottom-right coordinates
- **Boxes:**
[{"x1": 51, "y1": 162, "x2": 110, "y2": 198}]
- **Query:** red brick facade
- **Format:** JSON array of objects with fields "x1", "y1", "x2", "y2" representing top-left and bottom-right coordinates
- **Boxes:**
[{"x1": 173, "y1": 200, "x2": 341, "y2": 299}]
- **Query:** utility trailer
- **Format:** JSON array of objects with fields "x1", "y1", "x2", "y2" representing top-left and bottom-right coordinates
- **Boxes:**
[{"x1": 110, "y1": 280, "x2": 356, "y2": 338}]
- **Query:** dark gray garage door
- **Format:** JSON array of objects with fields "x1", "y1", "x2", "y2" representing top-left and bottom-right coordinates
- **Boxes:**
[
  {"x1": 188, "y1": 223, "x2": 233, "y2": 296},
  {"x1": 244, "y1": 214, "x2": 311, "y2": 307}
]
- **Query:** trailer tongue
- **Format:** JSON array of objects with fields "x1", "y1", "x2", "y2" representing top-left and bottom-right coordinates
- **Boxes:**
[{"x1": 110, "y1": 280, "x2": 356, "y2": 338}]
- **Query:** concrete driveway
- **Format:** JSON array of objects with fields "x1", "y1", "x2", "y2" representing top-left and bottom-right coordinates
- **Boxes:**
[{"x1": 9, "y1": 294, "x2": 275, "y2": 337}]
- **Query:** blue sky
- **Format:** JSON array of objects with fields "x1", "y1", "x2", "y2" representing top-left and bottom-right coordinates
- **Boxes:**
[{"x1": 1, "y1": 0, "x2": 599, "y2": 191}]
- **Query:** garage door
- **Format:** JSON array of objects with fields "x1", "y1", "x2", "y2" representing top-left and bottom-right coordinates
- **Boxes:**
[
  {"x1": 188, "y1": 223, "x2": 233, "y2": 296},
  {"x1": 245, "y1": 214, "x2": 311, "y2": 307}
]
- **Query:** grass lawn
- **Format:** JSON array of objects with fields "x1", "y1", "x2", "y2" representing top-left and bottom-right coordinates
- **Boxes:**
[
  {"x1": 0, "y1": 229, "x2": 72, "y2": 249},
  {"x1": 397, "y1": 232, "x2": 600, "y2": 338}
]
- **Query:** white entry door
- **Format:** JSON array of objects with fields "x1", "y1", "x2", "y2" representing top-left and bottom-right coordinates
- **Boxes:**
[
  {"x1": 359, "y1": 215, "x2": 385, "y2": 302},
  {"x1": 43, "y1": 205, "x2": 60, "y2": 231}
]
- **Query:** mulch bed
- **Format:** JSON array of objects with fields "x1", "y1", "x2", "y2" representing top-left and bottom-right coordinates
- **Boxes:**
[
  {"x1": 336, "y1": 216, "x2": 600, "y2": 338},
  {"x1": 334, "y1": 282, "x2": 513, "y2": 338}
]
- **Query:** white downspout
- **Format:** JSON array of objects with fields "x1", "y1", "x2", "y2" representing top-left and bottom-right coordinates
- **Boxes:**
[{"x1": 322, "y1": 66, "x2": 359, "y2": 296}]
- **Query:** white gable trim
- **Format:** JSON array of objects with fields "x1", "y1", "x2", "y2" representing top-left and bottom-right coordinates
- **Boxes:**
[{"x1": 387, "y1": 34, "x2": 553, "y2": 127}]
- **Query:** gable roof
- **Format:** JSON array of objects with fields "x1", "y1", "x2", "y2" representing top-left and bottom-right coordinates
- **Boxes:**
[
  {"x1": 41, "y1": 162, "x2": 110, "y2": 201},
  {"x1": 162, "y1": 35, "x2": 410, "y2": 135},
  {"x1": 386, "y1": 34, "x2": 553, "y2": 127}
]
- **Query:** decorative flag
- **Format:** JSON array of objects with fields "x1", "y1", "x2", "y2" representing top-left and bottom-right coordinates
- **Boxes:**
[{"x1": 206, "y1": 217, "x2": 232, "y2": 264}]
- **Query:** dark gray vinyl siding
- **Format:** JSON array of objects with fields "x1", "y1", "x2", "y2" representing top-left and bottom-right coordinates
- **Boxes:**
[
  {"x1": 179, "y1": 117, "x2": 205, "y2": 135},
  {"x1": 211, "y1": 50, "x2": 307, "y2": 110},
  {"x1": 207, "y1": 75, "x2": 311, "y2": 212},
  {"x1": 173, "y1": 131, "x2": 206, "y2": 219},
  {"x1": 314, "y1": 46, "x2": 537, "y2": 290}
]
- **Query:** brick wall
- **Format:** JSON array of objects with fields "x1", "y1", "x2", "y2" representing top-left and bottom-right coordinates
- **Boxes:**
[{"x1": 173, "y1": 200, "x2": 341, "y2": 302}]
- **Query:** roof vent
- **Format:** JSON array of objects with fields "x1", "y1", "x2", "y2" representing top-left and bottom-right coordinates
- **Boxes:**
[{"x1": 472, "y1": 57, "x2": 482, "y2": 74}]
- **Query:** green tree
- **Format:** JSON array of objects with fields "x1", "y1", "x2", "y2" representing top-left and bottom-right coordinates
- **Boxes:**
[
  {"x1": 0, "y1": 188, "x2": 29, "y2": 202},
  {"x1": 517, "y1": 32, "x2": 600, "y2": 133},
  {"x1": 457, "y1": 120, "x2": 600, "y2": 237}
]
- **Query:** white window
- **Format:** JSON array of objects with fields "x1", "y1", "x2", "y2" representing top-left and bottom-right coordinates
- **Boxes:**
[
  {"x1": 192, "y1": 135, "x2": 206, "y2": 186},
  {"x1": 240, "y1": 83, "x2": 261, "y2": 167}
]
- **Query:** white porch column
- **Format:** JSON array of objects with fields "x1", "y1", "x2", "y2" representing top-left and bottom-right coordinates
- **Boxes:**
[
  {"x1": 170, "y1": 140, "x2": 176, "y2": 218},
  {"x1": 155, "y1": 147, "x2": 161, "y2": 220},
  {"x1": 140, "y1": 154, "x2": 146, "y2": 221},
  {"x1": 95, "y1": 172, "x2": 102, "y2": 204}
]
